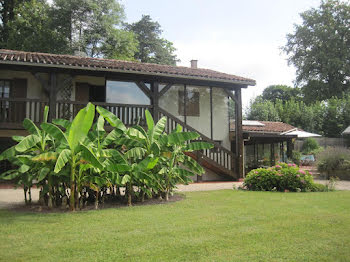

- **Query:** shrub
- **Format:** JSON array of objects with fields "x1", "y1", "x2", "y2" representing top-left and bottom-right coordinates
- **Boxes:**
[
  {"x1": 302, "y1": 138, "x2": 320, "y2": 154},
  {"x1": 244, "y1": 162, "x2": 316, "y2": 192},
  {"x1": 291, "y1": 151, "x2": 301, "y2": 165},
  {"x1": 316, "y1": 147, "x2": 350, "y2": 178}
]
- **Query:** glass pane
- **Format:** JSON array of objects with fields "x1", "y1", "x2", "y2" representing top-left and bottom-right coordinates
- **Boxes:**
[
  {"x1": 159, "y1": 84, "x2": 185, "y2": 121},
  {"x1": 186, "y1": 86, "x2": 210, "y2": 137},
  {"x1": 212, "y1": 87, "x2": 230, "y2": 149},
  {"x1": 106, "y1": 80, "x2": 150, "y2": 105}
]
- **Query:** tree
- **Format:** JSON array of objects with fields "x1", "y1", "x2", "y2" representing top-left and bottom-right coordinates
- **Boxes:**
[
  {"x1": 246, "y1": 98, "x2": 280, "y2": 121},
  {"x1": 284, "y1": 0, "x2": 350, "y2": 101},
  {"x1": 52, "y1": 0, "x2": 137, "y2": 58},
  {"x1": 3, "y1": 0, "x2": 68, "y2": 53},
  {"x1": 126, "y1": 15, "x2": 179, "y2": 65},
  {"x1": 261, "y1": 85, "x2": 302, "y2": 103}
]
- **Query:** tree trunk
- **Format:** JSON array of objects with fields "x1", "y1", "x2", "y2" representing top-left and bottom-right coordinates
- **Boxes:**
[
  {"x1": 28, "y1": 187, "x2": 32, "y2": 204},
  {"x1": 24, "y1": 187, "x2": 28, "y2": 205},
  {"x1": 94, "y1": 190, "x2": 99, "y2": 210},
  {"x1": 69, "y1": 163, "x2": 75, "y2": 211},
  {"x1": 165, "y1": 190, "x2": 169, "y2": 201},
  {"x1": 127, "y1": 183, "x2": 132, "y2": 206}
]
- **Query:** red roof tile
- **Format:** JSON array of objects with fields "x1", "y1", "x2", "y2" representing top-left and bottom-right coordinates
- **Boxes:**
[
  {"x1": 0, "y1": 49, "x2": 256, "y2": 85},
  {"x1": 230, "y1": 120, "x2": 298, "y2": 133}
]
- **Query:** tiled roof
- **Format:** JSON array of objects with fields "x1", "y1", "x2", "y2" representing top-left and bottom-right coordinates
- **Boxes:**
[
  {"x1": 230, "y1": 120, "x2": 297, "y2": 133},
  {"x1": 0, "y1": 49, "x2": 256, "y2": 85}
]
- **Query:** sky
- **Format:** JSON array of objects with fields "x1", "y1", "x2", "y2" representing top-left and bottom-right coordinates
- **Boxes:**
[{"x1": 122, "y1": 0, "x2": 321, "y2": 112}]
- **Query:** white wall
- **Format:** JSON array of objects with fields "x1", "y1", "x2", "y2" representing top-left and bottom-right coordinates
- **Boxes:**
[
  {"x1": 0, "y1": 70, "x2": 46, "y2": 99},
  {"x1": 159, "y1": 85, "x2": 230, "y2": 150}
]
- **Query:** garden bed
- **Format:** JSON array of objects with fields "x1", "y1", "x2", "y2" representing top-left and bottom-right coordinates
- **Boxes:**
[{"x1": 3, "y1": 193, "x2": 185, "y2": 213}]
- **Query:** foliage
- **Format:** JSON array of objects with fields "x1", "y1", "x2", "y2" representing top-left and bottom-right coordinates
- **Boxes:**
[
  {"x1": 261, "y1": 85, "x2": 302, "y2": 103},
  {"x1": 244, "y1": 163, "x2": 318, "y2": 192},
  {"x1": 125, "y1": 15, "x2": 179, "y2": 65},
  {"x1": 1, "y1": 1, "x2": 177, "y2": 64},
  {"x1": 316, "y1": 147, "x2": 350, "y2": 178},
  {"x1": 283, "y1": 0, "x2": 350, "y2": 101},
  {"x1": 0, "y1": 104, "x2": 211, "y2": 210},
  {"x1": 3, "y1": 0, "x2": 69, "y2": 54},
  {"x1": 247, "y1": 93, "x2": 350, "y2": 137},
  {"x1": 291, "y1": 150, "x2": 301, "y2": 166},
  {"x1": 301, "y1": 138, "x2": 320, "y2": 154}
]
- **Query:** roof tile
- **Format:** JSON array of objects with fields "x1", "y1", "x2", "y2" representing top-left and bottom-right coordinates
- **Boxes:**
[{"x1": 0, "y1": 49, "x2": 255, "y2": 85}]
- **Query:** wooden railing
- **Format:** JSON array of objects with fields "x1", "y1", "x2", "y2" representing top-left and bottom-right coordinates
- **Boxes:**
[
  {"x1": 56, "y1": 100, "x2": 153, "y2": 126},
  {"x1": 0, "y1": 98, "x2": 48, "y2": 127},
  {"x1": 0, "y1": 98, "x2": 153, "y2": 128},
  {"x1": 158, "y1": 108, "x2": 236, "y2": 177}
]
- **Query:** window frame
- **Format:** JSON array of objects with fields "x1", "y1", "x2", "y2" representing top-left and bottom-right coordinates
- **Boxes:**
[{"x1": 178, "y1": 89, "x2": 200, "y2": 117}]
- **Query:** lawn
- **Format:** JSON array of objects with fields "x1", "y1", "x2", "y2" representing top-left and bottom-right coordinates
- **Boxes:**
[{"x1": 1, "y1": 190, "x2": 350, "y2": 262}]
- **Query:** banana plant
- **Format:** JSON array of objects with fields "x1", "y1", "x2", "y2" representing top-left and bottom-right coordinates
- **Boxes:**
[
  {"x1": 41, "y1": 103, "x2": 101, "y2": 211},
  {"x1": 0, "y1": 106, "x2": 57, "y2": 205},
  {"x1": 159, "y1": 124, "x2": 214, "y2": 200}
]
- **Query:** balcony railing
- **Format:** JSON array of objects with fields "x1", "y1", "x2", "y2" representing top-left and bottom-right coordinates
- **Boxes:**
[{"x1": 0, "y1": 98, "x2": 153, "y2": 128}]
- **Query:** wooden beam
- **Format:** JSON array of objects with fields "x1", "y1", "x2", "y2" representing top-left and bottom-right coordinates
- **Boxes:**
[
  {"x1": 210, "y1": 87, "x2": 213, "y2": 140},
  {"x1": 152, "y1": 81, "x2": 159, "y2": 122},
  {"x1": 158, "y1": 83, "x2": 173, "y2": 98},
  {"x1": 234, "y1": 88, "x2": 244, "y2": 178},
  {"x1": 32, "y1": 72, "x2": 49, "y2": 94},
  {"x1": 136, "y1": 81, "x2": 151, "y2": 98},
  {"x1": 48, "y1": 73, "x2": 57, "y2": 122},
  {"x1": 223, "y1": 89, "x2": 237, "y2": 103}
]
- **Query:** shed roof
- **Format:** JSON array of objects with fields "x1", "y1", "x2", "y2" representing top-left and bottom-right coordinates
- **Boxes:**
[
  {"x1": 342, "y1": 125, "x2": 350, "y2": 135},
  {"x1": 230, "y1": 120, "x2": 296, "y2": 134},
  {"x1": 0, "y1": 49, "x2": 256, "y2": 86}
]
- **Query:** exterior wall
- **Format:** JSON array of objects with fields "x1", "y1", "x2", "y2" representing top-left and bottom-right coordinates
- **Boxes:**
[
  {"x1": 72, "y1": 75, "x2": 105, "y2": 101},
  {"x1": 0, "y1": 70, "x2": 47, "y2": 99},
  {"x1": 159, "y1": 85, "x2": 230, "y2": 150}
]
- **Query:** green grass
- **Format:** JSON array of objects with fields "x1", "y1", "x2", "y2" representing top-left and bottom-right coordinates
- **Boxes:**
[{"x1": 1, "y1": 191, "x2": 350, "y2": 262}]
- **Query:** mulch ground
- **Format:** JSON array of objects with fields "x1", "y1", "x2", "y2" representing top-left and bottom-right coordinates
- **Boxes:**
[{"x1": 3, "y1": 193, "x2": 185, "y2": 213}]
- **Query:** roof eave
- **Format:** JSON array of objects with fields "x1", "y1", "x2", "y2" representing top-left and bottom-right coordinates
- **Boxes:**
[{"x1": 0, "y1": 60, "x2": 256, "y2": 86}]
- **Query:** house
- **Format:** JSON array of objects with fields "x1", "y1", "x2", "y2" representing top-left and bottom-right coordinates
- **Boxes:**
[
  {"x1": 0, "y1": 49, "x2": 256, "y2": 181},
  {"x1": 230, "y1": 120, "x2": 297, "y2": 173}
]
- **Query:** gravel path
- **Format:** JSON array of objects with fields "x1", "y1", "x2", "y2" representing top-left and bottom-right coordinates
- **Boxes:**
[{"x1": 1, "y1": 180, "x2": 349, "y2": 208}]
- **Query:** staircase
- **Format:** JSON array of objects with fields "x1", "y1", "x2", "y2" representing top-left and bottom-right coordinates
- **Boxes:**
[{"x1": 158, "y1": 108, "x2": 237, "y2": 179}]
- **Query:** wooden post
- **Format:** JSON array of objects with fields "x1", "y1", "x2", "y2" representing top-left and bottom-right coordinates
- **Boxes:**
[
  {"x1": 235, "y1": 88, "x2": 244, "y2": 179},
  {"x1": 48, "y1": 72, "x2": 57, "y2": 122},
  {"x1": 152, "y1": 81, "x2": 159, "y2": 122},
  {"x1": 287, "y1": 139, "x2": 293, "y2": 160},
  {"x1": 210, "y1": 87, "x2": 213, "y2": 140},
  {"x1": 196, "y1": 151, "x2": 203, "y2": 182}
]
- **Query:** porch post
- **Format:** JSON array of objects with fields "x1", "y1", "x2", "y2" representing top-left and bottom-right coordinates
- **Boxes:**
[
  {"x1": 152, "y1": 81, "x2": 159, "y2": 122},
  {"x1": 235, "y1": 88, "x2": 244, "y2": 178},
  {"x1": 48, "y1": 72, "x2": 57, "y2": 122}
]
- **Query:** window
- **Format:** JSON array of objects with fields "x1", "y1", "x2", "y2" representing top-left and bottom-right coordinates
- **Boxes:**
[
  {"x1": 178, "y1": 90, "x2": 200, "y2": 116},
  {"x1": 106, "y1": 80, "x2": 150, "y2": 105},
  {"x1": 0, "y1": 80, "x2": 10, "y2": 98}
]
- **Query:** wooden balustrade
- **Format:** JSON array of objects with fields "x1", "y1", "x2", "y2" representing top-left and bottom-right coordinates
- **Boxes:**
[
  {"x1": 158, "y1": 108, "x2": 236, "y2": 177},
  {"x1": 0, "y1": 98, "x2": 48, "y2": 127}
]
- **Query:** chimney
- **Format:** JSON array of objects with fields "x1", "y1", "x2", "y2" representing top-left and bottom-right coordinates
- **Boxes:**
[{"x1": 190, "y1": 59, "x2": 198, "y2": 69}]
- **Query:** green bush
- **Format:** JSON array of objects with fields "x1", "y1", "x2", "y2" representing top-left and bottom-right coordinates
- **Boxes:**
[
  {"x1": 316, "y1": 147, "x2": 350, "y2": 178},
  {"x1": 291, "y1": 151, "x2": 301, "y2": 165},
  {"x1": 302, "y1": 138, "x2": 320, "y2": 154},
  {"x1": 244, "y1": 162, "x2": 316, "y2": 192}
]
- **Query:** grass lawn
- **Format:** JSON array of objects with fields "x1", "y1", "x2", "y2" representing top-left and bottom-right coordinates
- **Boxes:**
[{"x1": 1, "y1": 190, "x2": 350, "y2": 262}]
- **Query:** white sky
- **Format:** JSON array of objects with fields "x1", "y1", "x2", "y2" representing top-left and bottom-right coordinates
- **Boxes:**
[{"x1": 123, "y1": 0, "x2": 321, "y2": 112}]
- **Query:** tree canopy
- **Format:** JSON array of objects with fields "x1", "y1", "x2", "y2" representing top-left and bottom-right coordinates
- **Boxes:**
[
  {"x1": 0, "y1": 1, "x2": 178, "y2": 65},
  {"x1": 283, "y1": 0, "x2": 350, "y2": 101},
  {"x1": 125, "y1": 15, "x2": 179, "y2": 65},
  {"x1": 260, "y1": 85, "x2": 302, "y2": 103}
]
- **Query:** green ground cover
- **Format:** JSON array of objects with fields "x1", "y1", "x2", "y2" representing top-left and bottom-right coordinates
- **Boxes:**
[{"x1": 1, "y1": 190, "x2": 350, "y2": 262}]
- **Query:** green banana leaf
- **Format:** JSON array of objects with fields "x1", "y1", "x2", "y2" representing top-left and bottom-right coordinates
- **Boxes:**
[
  {"x1": 15, "y1": 134, "x2": 41, "y2": 152},
  {"x1": 54, "y1": 149, "x2": 71, "y2": 173}
]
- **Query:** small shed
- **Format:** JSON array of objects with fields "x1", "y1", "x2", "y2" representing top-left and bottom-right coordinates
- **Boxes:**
[
  {"x1": 342, "y1": 126, "x2": 350, "y2": 136},
  {"x1": 230, "y1": 120, "x2": 298, "y2": 172}
]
